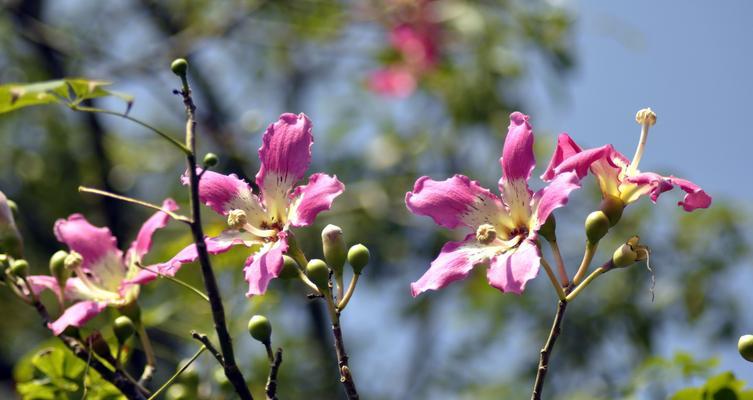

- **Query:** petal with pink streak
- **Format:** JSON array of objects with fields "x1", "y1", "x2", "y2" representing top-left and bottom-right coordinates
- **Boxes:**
[
  {"x1": 25, "y1": 275, "x2": 62, "y2": 297},
  {"x1": 128, "y1": 198, "x2": 178, "y2": 262},
  {"x1": 541, "y1": 134, "x2": 583, "y2": 181},
  {"x1": 288, "y1": 173, "x2": 344, "y2": 227},
  {"x1": 406, "y1": 175, "x2": 508, "y2": 230},
  {"x1": 500, "y1": 112, "x2": 536, "y2": 183},
  {"x1": 410, "y1": 236, "x2": 498, "y2": 297},
  {"x1": 627, "y1": 173, "x2": 711, "y2": 212},
  {"x1": 531, "y1": 171, "x2": 581, "y2": 229},
  {"x1": 541, "y1": 135, "x2": 614, "y2": 183},
  {"x1": 243, "y1": 233, "x2": 288, "y2": 297},
  {"x1": 182, "y1": 170, "x2": 264, "y2": 222},
  {"x1": 48, "y1": 300, "x2": 108, "y2": 336},
  {"x1": 486, "y1": 239, "x2": 541, "y2": 294},
  {"x1": 54, "y1": 215, "x2": 122, "y2": 272}
]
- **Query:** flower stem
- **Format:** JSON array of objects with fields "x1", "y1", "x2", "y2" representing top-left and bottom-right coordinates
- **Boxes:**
[
  {"x1": 566, "y1": 267, "x2": 607, "y2": 302},
  {"x1": 136, "y1": 324, "x2": 156, "y2": 385},
  {"x1": 337, "y1": 274, "x2": 360, "y2": 310},
  {"x1": 531, "y1": 299, "x2": 568, "y2": 400},
  {"x1": 135, "y1": 264, "x2": 209, "y2": 302},
  {"x1": 78, "y1": 186, "x2": 191, "y2": 224},
  {"x1": 572, "y1": 241, "x2": 598, "y2": 285},
  {"x1": 147, "y1": 346, "x2": 206, "y2": 400},
  {"x1": 265, "y1": 347, "x2": 283, "y2": 400},
  {"x1": 549, "y1": 240, "x2": 569, "y2": 287},
  {"x1": 540, "y1": 258, "x2": 566, "y2": 301}
]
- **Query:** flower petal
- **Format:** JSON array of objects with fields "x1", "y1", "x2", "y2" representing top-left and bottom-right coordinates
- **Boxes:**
[
  {"x1": 256, "y1": 113, "x2": 313, "y2": 218},
  {"x1": 128, "y1": 198, "x2": 178, "y2": 262},
  {"x1": 671, "y1": 176, "x2": 712, "y2": 211},
  {"x1": 288, "y1": 173, "x2": 344, "y2": 227},
  {"x1": 25, "y1": 275, "x2": 61, "y2": 297},
  {"x1": 500, "y1": 112, "x2": 536, "y2": 182},
  {"x1": 626, "y1": 173, "x2": 712, "y2": 211},
  {"x1": 541, "y1": 134, "x2": 615, "y2": 182},
  {"x1": 55, "y1": 214, "x2": 122, "y2": 269},
  {"x1": 182, "y1": 170, "x2": 265, "y2": 223},
  {"x1": 486, "y1": 239, "x2": 540, "y2": 294},
  {"x1": 406, "y1": 175, "x2": 509, "y2": 230},
  {"x1": 531, "y1": 171, "x2": 581, "y2": 229},
  {"x1": 410, "y1": 236, "x2": 497, "y2": 297},
  {"x1": 243, "y1": 232, "x2": 288, "y2": 297},
  {"x1": 48, "y1": 300, "x2": 108, "y2": 336},
  {"x1": 541, "y1": 134, "x2": 583, "y2": 181}
]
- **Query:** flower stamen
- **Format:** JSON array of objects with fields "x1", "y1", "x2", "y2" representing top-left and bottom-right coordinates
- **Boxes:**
[
  {"x1": 629, "y1": 107, "x2": 657, "y2": 174},
  {"x1": 476, "y1": 224, "x2": 497, "y2": 245},
  {"x1": 227, "y1": 209, "x2": 248, "y2": 230}
]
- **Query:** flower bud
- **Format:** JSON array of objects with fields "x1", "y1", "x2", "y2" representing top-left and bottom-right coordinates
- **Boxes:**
[
  {"x1": 0, "y1": 191, "x2": 23, "y2": 259},
  {"x1": 585, "y1": 211, "x2": 610, "y2": 244},
  {"x1": 279, "y1": 255, "x2": 300, "y2": 279},
  {"x1": 113, "y1": 316, "x2": 136, "y2": 345},
  {"x1": 0, "y1": 254, "x2": 9, "y2": 275},
  {"x1": 599, "y1": 195, "x2": 624, "y2": 227},
  {"x1": 347, "y1": 244, "x2": 370, "y2": 275},
  {"x1": 610, "y1": 236, "x2": 649, "y2": 269},
  {"x1": 10, "y1": 259, "x2": 29, "y2": 277},
  {"x1": 538, "y1": 215, "x2": 556, "y2": 242},
  {"x1": 306, "y1": 259, "x2": 330, "y2": 290},
  {"x1": 322, "y1": 225, "x2": 346, "y2": 277},
  {"x1": 49, "y1": 250, "x2": 69, "y2": 287},
  {"x1": 118, "y1": 302, "x2": 142, "y2": 326},
  {"x1": 170, "y1": 58, "x2": 189, "y2": 77},
  {"x1": 203, "y1": 153, "x2": 219, "y2": 168},
  {"x1": 64, "y1": 251, "x2": 83, "y2": 270},
  {"x1": 739, "y1": 335, "x2": 753, "y2": 362},
  {"x1": 248, "y1": 315, "x2": 272, "y2": 344}
]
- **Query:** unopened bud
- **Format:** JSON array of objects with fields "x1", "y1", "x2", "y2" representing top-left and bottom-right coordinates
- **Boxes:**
[
  {"x1": 635, "y1": 107, "x2": 657, "y2": 126},
  {"x1": 599, "y1": 195, "x2": 625, "y2": 227},
  {"x1": 538, "y1": 215, "x2": 557, "y2": 242},
  {"x1": 203, "y1": 153, "x2": 219, "y2": 168},
  {"x1": 248, "y1": 315, "x2": 272, "y2": 344},
  {"x1": 113, "y1": 316, "x2": 135, "y2": 344},
  {"x1": 64, "y1": 251, "x2": 83, "y2": 270},
  {"x1": 611, "y1": 236, "x2": 649, "y2": 269},
  {"x1": 739, "y1": 335, "x2": 753, "y2": 362},
  {"x1": 10, "y1": 259, "x2": 29, "y2": 277},
  {"x1": 585, "y1": 211, "x2": 610, "y2": 243},
  {"x1": 347, "y1": 244, "x2": 370, "y2": 275},
  {"x1": 49, "y1": 250, "x2": 69, "y2": 287},
  {"x1": 279, "y1": 255, "x2": 300, "y2": 279},
  {"x1": 322, "y1": 225, "x2": 347, "y2": 277},
  {"x1": 227, "y1": 209, "x2": 248, "y2": 230},
  {"x1": 306, "y1": 259, "x2": 330, "y2": 290},
  {"x1": 170, "y1": 58, "x2": 189, "y2": 77},
  {"x1": 0, "y1": 191, "x2": 23, "y2": 259},
  {"x1": 0, "y1": 254, "x2": 9, "y2": 275},
  {"x1": 475, "y1": 224, "x2": 497, "y2": 245}
]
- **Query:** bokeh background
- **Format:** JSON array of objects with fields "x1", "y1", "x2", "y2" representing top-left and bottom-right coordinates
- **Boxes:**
[{"x1": 1, "y1": 0, "x2": 751, "y2": 399}]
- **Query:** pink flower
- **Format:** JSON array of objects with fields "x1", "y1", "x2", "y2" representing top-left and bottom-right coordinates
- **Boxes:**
[
  {"x1": 369, "y1": 67, "x2": 417, "y2": 97},
  {"x1": 27, "y1": 199, "x2": 178, "y2": 335},
  {"x1": 142, "y1": 113, "x2": 344, "y2": 297},
  {"x1": 406, "y1": 112, "x2": 581, "y2": 296},
  {"x1": 541, "y1": 110, "x2": 711, "y2": 212}
]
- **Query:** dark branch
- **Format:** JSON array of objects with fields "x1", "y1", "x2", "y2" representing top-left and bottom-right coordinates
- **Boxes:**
[
  {"x1": 265, "y1": 348, "x2": 283, "y2": 400},
  {"x1": 191, "y1": 331, "x2": 224, "y2": 366},
  {"x1": 531, "y1": 299, "x2": 568, "y2": 400},
  {"x1": 332, "y1": 321, "x2": 359, "y2": 400}
]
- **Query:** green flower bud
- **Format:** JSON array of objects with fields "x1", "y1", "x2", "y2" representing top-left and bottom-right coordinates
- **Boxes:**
[
  {"x1": 585, "y1": 211, "x2": 610, "y2": 244},
  {"x1": 599, "y1": 195, "x2": 625, "y2": 227},
  {"x1": 739, "y1": 335, "x2": 753, "y2": 362},
  {"x1": 347, "y1": 244, "x2": 370, "y2": 275},
  {"x1": 0, "y1": 254, "x2": 9, "y2": 275},
  {"x1": 118, "y1": 302, "x2": 142, "y2": 326},
  {"x1": 322, "y1": 224, "x2": 346, "y2": 277},
  {"x1": 538, "y1": 215, "x2": 556, "y2": 242},
  {"x1": 279, "y1": 255, "x2": 300, "y2": 279},
  {"x1": 113, "y1": 316, "x2": 135, "y2": 344},
  {"x1": 0, "y1": 191, "x2": 23, "y2": 259},
  {"x1": 49, "y1": 250, "x2": 69, "y2": 287},
  {"x1": 167, "y1": 383, "x2": 190, "y2": 400},
  {"x1": 610, "y1": 236, "x2": 649, "y2": 269},
  {"x1": 10, "y1": 259, "x2": 29, "y2": 277},
  {"x1": 203, "y1": 153, "x2": 219, "y2": 168},
  {"x1": 306, "y1": 259, "x2": 330, "y2": 290},
  {"x1": 170, "y1": 58, "x2": 189, "y2": 77},
  {"x1": 248, "y1": 315, "x2": 272, "y2": 344}
]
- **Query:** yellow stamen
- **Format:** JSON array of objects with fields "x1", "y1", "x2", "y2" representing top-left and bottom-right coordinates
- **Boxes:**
[
  {"x1": 476, "y1": 224, "x2": 497, "y2": 245},
  {"x1": 227, "y1": 209, "x2": 248, "y2": 230}
]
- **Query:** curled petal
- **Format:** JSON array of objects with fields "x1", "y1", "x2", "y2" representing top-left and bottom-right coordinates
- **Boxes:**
[
  {"x1": 406, "y1": 175, "x2": 508, "y2": 230},
  {"x1": 54, "y1": 215, "x2": 122, "y2": 272},
  {"x1": 541, "y1": 134, "x2": 615, "y2": 182},
  {"x1": 500, "y1": 112, "x2": 536, "y2": 183},
  {"x1": 288, "y1": 173, "x2": 344, "y2": 227},
  {"x1": 627, "y1": 173, "x2": 711, "y2": 212},
  {"x1": 531, "y1": 172, "x2": 581, "y2": 229},
  {"x1": 48, "y1": 301, "x2": 108, "y2": 336},
  {"x1": 486, "y1": 239, "x2": 540, "y2": 294},
  {"x1": 243, "y1": 232, "x2": 288, "y2": 297},
  {"x1": 410, "y1": 236, "x2": 498, "y2": 297},
  {"x1": 25, "y1": 275, "x2": 61, "y2": 297},
  {"x1": 182, "y1": 170, "x2": 264, "y2": 223},
  {"x1": 128, "y1": 198, "x2": 178, "y2": 262},
  {"x1": 541, "y1": 134, "x2": 583, "y2": 181}
]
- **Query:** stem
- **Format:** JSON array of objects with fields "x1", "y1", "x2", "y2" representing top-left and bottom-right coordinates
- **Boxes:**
[
  {"x1": 191, "y1": 331, "x2": 224, "y2": 366},
  {"x1": 572, "y1": 241, "x2": 598, "y2": 285},
  {"x1": 336, "y1": 275, "x2": 345, "y2": 302},
  {"x1": 148, "y1": 346, "x2": 206, "y2": 400},
  {"x1": 135, "y1": 263, "x2": 209, "y2": 302},
  {"x1": 628, "y1": 121, "x2": 651, "y2": 174},
  {"x1": 331, "y1": 319, "x2": 359, "y2": 400},
  {"x1": 540, "y1": 258, "x2": 566, "y2": 301},
  {"x1": 265, "y1": 348, "x2": 283, "y2": 400},
  {"x1": 566, "y1": 267, "x2": 607, "y2": 302},
  {"x1": 180, "y1": 83, "x2": 253, "y2": 400},
  {"x1": 337, "y1": 274, "x2": 360, "y2": 310},
  {"x1": 79, "y1": 186, "x2": 191, "y2": 223},
  {"x1": 531, "y1": 299, "x2": 568, "y2": 400},
  {"x1": 136, "y1": 324, "x2": 156, "y2": 385},
  {"x1": 549, "y1": 240, "x2": 569, "y2": 287}
]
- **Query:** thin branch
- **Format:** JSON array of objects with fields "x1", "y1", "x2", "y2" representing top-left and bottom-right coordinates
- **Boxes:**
[
  {"x1": 79, "y1": 186, "x2": 191, "y2": 224},
  {"x1": 135, "y1": 263, "x2": 209, "y2": 302},
  {"x1": 191, "y1": 331, "x2": 224, "y2": 366},
  {"x1": 265, "y1": 348, "x2": 283, "y2": 400},
  {"x1": 540, "y1": 258, "x2": 566, "y2": 301},
  {"x1": 572, "y1": 241, "x2": 598, "y2": 285},
  {"x1": 331, "y1": 320, "x2": 359, "y2": 399},
  {"x1": 549, "y1": 240, "x2": 569, "y2": 287},
  {"x1": 531, "y1": 299, "x2": 568, "y2": 400},
  {"x1": 337, "y1": 274, "x2": 359, "y2": 310},
  {"x1": 148, "y1": 346, "x2": 206, "y2": 400}
]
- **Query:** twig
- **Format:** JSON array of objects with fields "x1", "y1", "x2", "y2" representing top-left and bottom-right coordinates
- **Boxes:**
[
  {"x1": 148, "y1": 346, "x2": 206, "y2": 400},
  {"x1": 191, "y1": 331, "x2": 224, "y2": 366},
  {"x1": 265, "y1": 348, "x2": 283, "y2": 400},
  {"x1": 530, "y1": 299, "x2": 568, "y2": 400},
  {"x1": 331, "y1": 321, "x2": 359, "y2": 399},
  {"x1": 135, "y1": 263, "x2": 209, "y2": 302},
  {"x1": 78, "y1": 186, "x2": 191, "y2": 224},
  {"x1": 549, "y1": 240, "x2": 569, "y2": 287}
]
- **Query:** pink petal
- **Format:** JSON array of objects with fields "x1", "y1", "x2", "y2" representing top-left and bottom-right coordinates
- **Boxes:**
[
  {"x1": 410, "y1": 236, "x2": 495, "y2": 297},
  {"x1": 182, "y1": 170, "x2": 263, "y2": 218},
  {"x1": 25, "y1": 275, "x2": 62, "y2": 297},
  {"x1": 54, "y1": 214, "x2": 123, "y2": 272},
  {"x1": 128, "y1": 198, "x2": 178, "y2": 261},
  {"x1": 243, "y1": 233, "x2": 288, "y2": 297},
  {"x1": 541, "y1": 134, "x2": 614, "y2": 182},
  {"x1": 627, "y1": 173, "x2": 711, "y2": 212},
  {"x1": 500, "y1": 112, "x2": 536, "y2": 183},
  {"x1": 369, "y1": 67, "x2": 417, "y2": 97},
  {"x1": 48, "y1": 301, "x2": 108, "y2": 336},
  {"x1": 541, "y1": 134, "x2": 583, "y2": 181},
  {"x1": 406, "y1": 175, "x2": 507, "y2": 230},
  {"x1": 531, "y1": 171, "x2": 581, "y2": 229},
  {"x1": 288, "y1": 173, "x2": 345, "y2": 227},
  {"x1": 486, "y1": 239, "x2": 540, "y2": 294}
]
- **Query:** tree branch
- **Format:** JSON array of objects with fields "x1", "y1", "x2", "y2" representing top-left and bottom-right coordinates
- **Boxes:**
[
  {"x1": 331, "y1": 321, "x2": 359, "y2": 399},
  {"x1": 531, "y1": 299, "x2": 568, "y2": 400},
  {"x1": 265, "y1": 348, "x2": 283, "y2": 400}
]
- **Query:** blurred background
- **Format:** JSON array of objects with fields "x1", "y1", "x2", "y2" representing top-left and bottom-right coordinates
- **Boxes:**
[{"x1": 1, "y1": 0, "x2": 751, "y2": 399}]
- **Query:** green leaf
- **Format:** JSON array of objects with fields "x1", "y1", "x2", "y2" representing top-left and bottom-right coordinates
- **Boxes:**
[{"x1": 0, "y1": 79, "x2": 133, "y2": 115}]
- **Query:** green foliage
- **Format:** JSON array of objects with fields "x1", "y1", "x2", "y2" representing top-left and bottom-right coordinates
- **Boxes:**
[
  {"x1": 13, "y1": 340, "x2": 123, "y2": 400},
  {"x1": 0, "y1": 79, "x2": 132, "y2": 114},
  {"x1": 672, "y1": 373, "x2": 753, "y2": 400}
]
